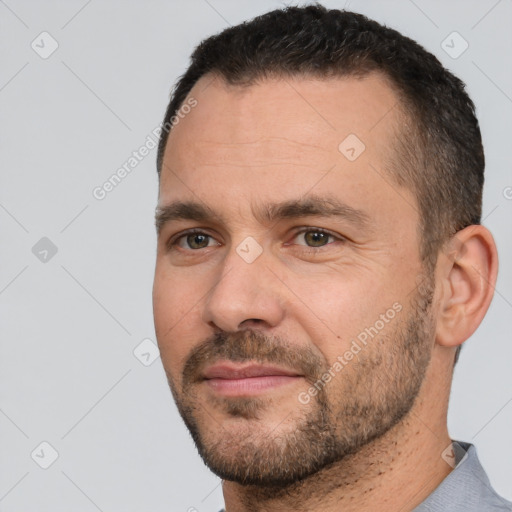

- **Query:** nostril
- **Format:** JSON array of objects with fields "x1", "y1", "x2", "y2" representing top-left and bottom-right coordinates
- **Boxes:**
[
  {"x1": 238, "y1": 319, "x2": 266, "y2": 330},
  {"x1": 242, "y1": 319, "x2": 264, "y2": 326}
]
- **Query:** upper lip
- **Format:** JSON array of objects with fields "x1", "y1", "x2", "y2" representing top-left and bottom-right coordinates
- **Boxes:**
[{"x1": 202, "y1": 362, "x2": 302, "y2": 380}]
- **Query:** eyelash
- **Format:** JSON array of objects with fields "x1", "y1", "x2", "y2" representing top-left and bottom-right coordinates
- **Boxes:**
[
  {"x1": 166, "y1": 228, "x2": 218, "y2": 251},
  {"x1": 288, "y1": 227, "x2": 341, "y2": 252},
  {"x1": 166, "y1": 227, "x2": 343, "y2": 252}
]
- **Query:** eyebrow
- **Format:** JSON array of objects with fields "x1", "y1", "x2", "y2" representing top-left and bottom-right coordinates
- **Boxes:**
[{"x1": 155, "y1": 195, "x2": 371, "y2": 234}]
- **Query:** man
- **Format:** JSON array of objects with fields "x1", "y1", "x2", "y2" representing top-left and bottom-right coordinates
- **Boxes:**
[{"x1": 152, "y1": 5, "x2": 511, "y2": 511}]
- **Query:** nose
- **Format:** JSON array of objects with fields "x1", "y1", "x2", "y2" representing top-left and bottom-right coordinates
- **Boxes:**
[{"x1": 201, "y1": 244, "x2": 286, "y2": 333}]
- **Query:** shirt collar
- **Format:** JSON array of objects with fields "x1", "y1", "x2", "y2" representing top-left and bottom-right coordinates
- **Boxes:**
[{"x1": 413, "y1": 441, "x2": 511, "y2": 511}]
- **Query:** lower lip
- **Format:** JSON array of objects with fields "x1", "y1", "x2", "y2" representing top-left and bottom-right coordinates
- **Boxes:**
[{"x1": 204, "y1": 375, "x2": 301, "y2": 396}]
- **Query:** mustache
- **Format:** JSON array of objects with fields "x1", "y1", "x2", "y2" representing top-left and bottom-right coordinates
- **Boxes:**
[{"x1": 182, "y1": 330, "x2": 328, "y2": 387}]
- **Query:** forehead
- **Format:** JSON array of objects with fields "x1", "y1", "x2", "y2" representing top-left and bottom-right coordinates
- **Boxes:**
[
  {"x1": 159, "y1": 73, "x2": 418, "y2": 237},
  {"x1": 164, "y1": 72, "x2": 401, "y2": 165}
]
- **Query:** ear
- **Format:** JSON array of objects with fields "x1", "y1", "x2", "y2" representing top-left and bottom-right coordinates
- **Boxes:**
[{"x1": 435, "y1": 225, "x2": 498, "y2": 348}]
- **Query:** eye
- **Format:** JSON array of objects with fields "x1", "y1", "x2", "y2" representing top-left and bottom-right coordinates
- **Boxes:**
[
  {"x1": 291, "y1": 228, "x2": 340, "y2": 248},
  {"x1": 168, "y1": 230, "x2": 220, "y2": 250}
]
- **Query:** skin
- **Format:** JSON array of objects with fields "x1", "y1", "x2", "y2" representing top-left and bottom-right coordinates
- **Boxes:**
[{"x1": 152, "y1": 73, "x2": 498, "y2": 511}]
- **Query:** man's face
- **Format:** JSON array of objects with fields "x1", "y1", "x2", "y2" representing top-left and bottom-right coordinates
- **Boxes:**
[{"x1": 153, "y1": 74, "x2": 436, "y2": 486}]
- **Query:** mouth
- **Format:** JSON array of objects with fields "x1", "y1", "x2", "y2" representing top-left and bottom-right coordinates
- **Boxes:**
[{"x1": 201, "y1": 362, "x2": 304, "y2": 396}]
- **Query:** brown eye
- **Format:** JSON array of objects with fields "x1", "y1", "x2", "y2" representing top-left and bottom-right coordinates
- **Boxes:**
[
  {"x1": 168, "y1": 230, "x2": 219, "y2": 251},
  {"x1": 185, "y1": 233, "x2": 211, "y2": 249},
  {"x1": 303, "y1": 231, "x2": 331, "y2": 247},
  {"x1": 291, "y1": 229, "x2": 337, "y2": 248}
]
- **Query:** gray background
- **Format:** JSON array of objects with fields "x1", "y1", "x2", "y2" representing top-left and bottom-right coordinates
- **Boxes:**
[{"x1": 1, "y1": 1, "x2": 511, "y2": 510}]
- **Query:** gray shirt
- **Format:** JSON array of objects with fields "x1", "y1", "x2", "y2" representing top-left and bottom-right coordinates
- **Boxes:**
[
  {"x1": 218, "y1": 441, "x2": 511, "y2": 511},
  {"x1": 414, "y1": 441, "x2": 511, "y2": 511}
]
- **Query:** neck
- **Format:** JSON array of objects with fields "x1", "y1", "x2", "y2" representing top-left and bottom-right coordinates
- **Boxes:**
[{"x1": 222, "y1": 352, "x2": 454, "y2": 512}]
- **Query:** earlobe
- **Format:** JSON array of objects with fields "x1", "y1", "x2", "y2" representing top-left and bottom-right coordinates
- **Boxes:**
[{"x1": 435, "y1": 225, "x2": 498, "y2": 348}]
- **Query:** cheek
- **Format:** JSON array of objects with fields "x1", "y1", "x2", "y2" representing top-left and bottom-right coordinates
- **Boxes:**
[
  {"x1": 152, "y1": 266, "x2": 203, "y2": 372},
  {"x1": 288, "y1": 271, "x2": 403, "y2": 361},
  {"x1": 286, "y1": 275, "x2": 363, "y2": 353}
]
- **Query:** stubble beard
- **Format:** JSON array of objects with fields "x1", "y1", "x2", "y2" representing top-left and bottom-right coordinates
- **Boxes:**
[{"x1": 167, "y1": 282, "x2": 435, "y2": 489}]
